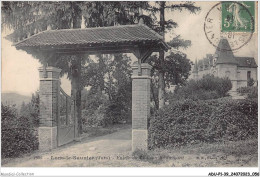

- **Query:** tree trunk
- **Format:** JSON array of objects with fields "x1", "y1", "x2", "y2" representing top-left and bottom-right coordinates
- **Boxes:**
[
  {"x1": 158, "y1": 51, "x2": 165, "y2": 109},
  {"x1": 71, "y1": 58, "x2": 82, "y2": 136},
  {"x1": 70, "y1": 6, "x2": 83, "y2": 136},
  {"x1": 158, "y1": 2, "x2": 166, "y2": 109},
  {"x1": 151, "y1": 79, "x2": 159, "y2": 110}
]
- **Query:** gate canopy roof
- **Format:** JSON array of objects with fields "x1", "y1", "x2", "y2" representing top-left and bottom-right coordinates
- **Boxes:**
[{"x1": 14, "y1": 24, "x2": 170, "y2": 57}]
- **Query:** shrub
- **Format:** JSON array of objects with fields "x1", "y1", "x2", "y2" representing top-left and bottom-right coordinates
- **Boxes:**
[
  {"x1": 214, "y1": 77, "x2": 233, "y2": 97},
  {"x1": 237, "y1": 86, "x2": 258, "y2": 99},
  {"x1": 207, "y1": 99, "x2": 258, "y2": 142},
  {"x1": 82, "y1": 92, "x2": 109, "y2": 127},
  {"x1": 171, "y1": 75, "x2": 232, "y2": 101},
  {"x1": 248, "y1": 87, "x2": 258, "y2": 99},
  {"x1": 1, "y1": 104, "x2": 38, "y2": 158},
  {"x1": 132, "y1": 149, "x2": 159, "y2": 163},
  {"x1": 148, "y1": 98, "x2": 258, "y2": 149},
  {"x1": 149, "y1": 100, "x2": 213, "y2": 148},
  {"x1": 82, "y1": 105, "x2": 107, "y2": 127},
  {"x1": 82, "y1": 96, "x2": 129, "y2": 127},
  {"x1": 237, "y1": 86, "x2": 253, "y2": 94},
  {"x1": 104, "y1": 99, "x2": 131, "y2": 125},
  {"x1": 248, "y1": 78, "x2": 255, "y2": 87},
  {"x1": 132, "y1": 149, "x2": 151, "y2": 160},
  {"x1": 82, "y1": 82, "x2": 131, "y2": 127}
]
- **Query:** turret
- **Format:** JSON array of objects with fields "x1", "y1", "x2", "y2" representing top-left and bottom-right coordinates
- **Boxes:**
[
  {"x1": 215, "y1": 38, "x2": 238, "y2": 91},
  {"x1": 215, "y1": 38, "x2": 237, "y2": 65}
]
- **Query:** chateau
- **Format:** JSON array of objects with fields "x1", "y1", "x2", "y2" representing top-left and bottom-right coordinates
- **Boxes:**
[{"x1": 191, "y1": 39, "x2": 258, "y2": 91}]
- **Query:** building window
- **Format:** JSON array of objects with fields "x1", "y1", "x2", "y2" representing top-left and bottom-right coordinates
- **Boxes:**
[
  {"x1": 247, "y1": 71, "x2": 251, "y2": 80},
  {"x1": 237, "y1": 71, "x2": 241, "y2": 79},
  {"x1": 247, "y1": 71, "x2": 252, "y2": 86}
]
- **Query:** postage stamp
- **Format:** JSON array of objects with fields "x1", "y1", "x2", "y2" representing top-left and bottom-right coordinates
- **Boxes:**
[{"x1": 221, "y1": 1, "x2": 255, "y2": 32}]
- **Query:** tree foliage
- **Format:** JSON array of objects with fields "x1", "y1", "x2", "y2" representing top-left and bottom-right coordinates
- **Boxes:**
[
  {"x1": 145, "y1": 1, "x2": 200, "y2": 108},
  {"x1": 170, "y1": 75, "x2": 233, "y2": 101},
  {"x1": 81, "y1": 54, "x2": 132, "y2": 126},
  {"x1": 19, "y1": 92, "x2": 40, "y2": 127},
  {"x1": 146, "y1": 2, "x2": 200, "y2": 34},
  {"x1": 148, "y1": 51, "x2": 192, "y2": 109},
  {"x1": 2, "y1": 2, "x2": 150, "y2": 41},
  {"x1": 2, "y1": 103, "x2": 38, "y2": 158}
]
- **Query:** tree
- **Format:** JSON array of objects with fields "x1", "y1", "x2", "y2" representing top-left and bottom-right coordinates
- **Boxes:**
[
  {"x1": 102, "y1": 54, "x2": 132, "y2": 124},
  {"x1": 148, "y1": 51, "x2": 192, "y2": 109},
  {"x1": 81, "y1": 54, "x2": 132, "y2": 126},
  {"x1": 2, "y1": 2, "x2": 150, "y2": 41},
  {"x1": 19, "y1": 92, "x2": 40, "y2": 127},
  {"x1": 147, "y1": 34, "x2": 194, "y2": 109},
  {"x1": 146, "y1": 2, "x2": 200, "y2": 108}
]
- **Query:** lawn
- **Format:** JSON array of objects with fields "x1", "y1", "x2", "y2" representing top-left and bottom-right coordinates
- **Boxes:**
[{"x1": 131, "y1": 138, "x2": 258, "y2": 167}]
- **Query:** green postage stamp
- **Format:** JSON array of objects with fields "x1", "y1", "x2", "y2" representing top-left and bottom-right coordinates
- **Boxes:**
[{"x1": 222, "y1": 1, "x2": 255, "y2": 32}]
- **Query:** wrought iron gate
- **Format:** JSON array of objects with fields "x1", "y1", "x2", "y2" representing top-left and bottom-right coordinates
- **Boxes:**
[{"x1": 57, "y1": 88, "x2": 76, "y2": 146}]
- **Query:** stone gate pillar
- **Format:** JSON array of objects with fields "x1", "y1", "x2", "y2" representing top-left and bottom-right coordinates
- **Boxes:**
[
  {"x1": 132, "y1": 62, "x2": 152, "y2": 151},
  {"x1": 38, "y1": 66, "x2": 61, "y2": 151}
]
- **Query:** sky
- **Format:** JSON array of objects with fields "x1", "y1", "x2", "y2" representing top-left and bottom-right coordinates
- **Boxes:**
[{"x1": 1, "y1": 1, "x2": 258, "y2": 96}]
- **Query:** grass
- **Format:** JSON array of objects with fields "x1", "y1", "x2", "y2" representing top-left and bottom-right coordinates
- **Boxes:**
[
  {"x1": 172, "y1": 138, "x2": 258, "y2": 156},
  {"x1": 132, "y1": 138, "x2": 258, "y2": 167}
]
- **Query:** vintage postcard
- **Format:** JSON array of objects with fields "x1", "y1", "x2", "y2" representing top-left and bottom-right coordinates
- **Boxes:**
[{"x1": 1, "y1": 1, "x2": 259, "y2": 176}]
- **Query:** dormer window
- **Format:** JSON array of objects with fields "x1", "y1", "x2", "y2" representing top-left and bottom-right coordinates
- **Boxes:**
[{"x1": 246, "y1": 59, "x2": 251, "y2": 65}]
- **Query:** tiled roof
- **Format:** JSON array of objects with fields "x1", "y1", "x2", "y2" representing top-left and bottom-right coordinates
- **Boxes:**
[
  {"x1": 235, "y1": 57, "x2": 257, "y2": 68},
  {"x1": 206, "y1": 54, "x2": 213, "y2": 66},
  {"x1": 14, "y1": 24, "x2": 169, "y2": 49},
  {"x1": 215, "y1": 38, "x2": 237, "y2": 64},
  {"x1": 193, "y1": 53, "x2": 257, "y2": 73}
]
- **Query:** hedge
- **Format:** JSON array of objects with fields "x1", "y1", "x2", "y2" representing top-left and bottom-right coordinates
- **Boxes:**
[
  {"x1": 237, "y1": 86, "x2": 258, "y2": 99},
  {"x1": 148, "y1": 98, "x2": 258, "y2": 149}
]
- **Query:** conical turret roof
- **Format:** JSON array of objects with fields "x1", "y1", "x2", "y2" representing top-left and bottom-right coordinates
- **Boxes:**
[{"x1": 215, "y1": 38, "x2": 237, "y2": 65}]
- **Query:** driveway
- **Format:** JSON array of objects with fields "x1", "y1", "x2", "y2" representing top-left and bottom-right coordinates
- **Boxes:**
[{"x1": 2, "y1": 127, "x2": 139, "y2": 167}]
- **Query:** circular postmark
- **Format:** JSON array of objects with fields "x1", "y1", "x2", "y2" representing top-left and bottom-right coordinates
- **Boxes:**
[{"x1": 204, "y1": 1, "x2": 254, "y2": 52}]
